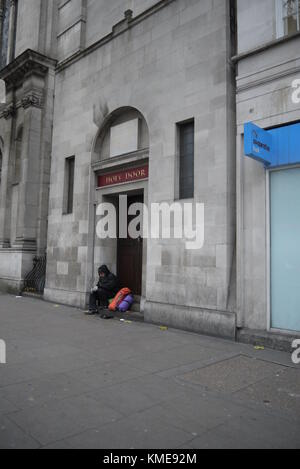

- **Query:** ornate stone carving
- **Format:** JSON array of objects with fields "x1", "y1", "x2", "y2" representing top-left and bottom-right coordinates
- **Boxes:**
[
  {"x1": 124, "y1": 9, "x2": 133, "y2": 21},
  {"x1": 3, "y1": 103, "x2": 15, "y2": 119},
  {"x1": 21, "y1": 92, "x2": 44, "y2": 109}
]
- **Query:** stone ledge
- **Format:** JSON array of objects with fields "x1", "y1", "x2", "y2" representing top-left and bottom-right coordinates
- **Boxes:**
[
  {"x1": 237, "y1": 328, "x2": 300, "y2": 353},
  {"x1": 144, "y1": 301, "x2": 237, "y2": 340},
  {"x1": 43, "y1": 287, "x2": 88, "y2": 309},
  {"x1": 232, "y1": 30, "x2": 300, "y2": 64},
  {"x1": 0, "y1": 278, "x2": 23, "y2": 294}
]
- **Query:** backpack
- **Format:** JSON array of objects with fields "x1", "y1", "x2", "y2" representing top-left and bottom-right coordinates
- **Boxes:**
[
  {"x1": 118, "y1": 294, "x2": 134, "y2": 313},
  {"x1": 108, "y1": 288, "x2": 131, "y2": 312}
]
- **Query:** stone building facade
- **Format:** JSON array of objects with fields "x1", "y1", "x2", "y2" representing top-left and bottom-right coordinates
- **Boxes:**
[
  {"x1": 44, "y1": 0, "x2": 237, "y2": 340},
  {"x1": 0, "y1": 0, "x2": 298, "y2": 344},
  {"x1": 0, "y1": 0, "x2": 57, "y2": 292},
  {"x1": 235, "y1": 0, "x2": 300, "y2": 339},
  {"x1": 0, "y1": 0, "x2": 237, "y2": 340}
]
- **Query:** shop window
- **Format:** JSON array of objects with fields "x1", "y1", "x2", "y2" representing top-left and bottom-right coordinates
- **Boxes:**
[
  {"x1": 178, "y1": 120, "x2": 195, "y2": 200},
  {"x1": 276, "y1": 0, "x2": 300, "y2": 38},
  {"x1": 63, "y1": 156, "x2": 75, "y2": 214},
  {"x1": 270, "y1": 167, "x2": 300, "y2": 332}
]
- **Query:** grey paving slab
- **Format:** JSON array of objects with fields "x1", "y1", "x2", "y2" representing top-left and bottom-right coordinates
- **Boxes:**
[
  {"x1": 61, "y1": 408, "x2": 194, "y2": 449},
  {"x1": 0, "y1": 372, "x2": 97, "y2": 410},
  {"x1": 179, "y1": 355, "x2": 285, "y2": 394},
  {"x1": 234, "y1": 367, "x2": 300, "y2": 419},
  {"x1": 189, "y1": 410, "x2": 300, "y2": 449},
  {"x1": 8, "y1": 394, "x2": 123, "y2": 446},
  {"x1": 41, "y1": 439, "x2": 74, "y2": 449},
  {"x1": 86, "y1": 374, "x2": 188, "y2": 417},
  {"x1": 187, "y1": 427, "x2": 262, "y2": 449},
  {"x1": 150, "y1": 391, "x2": 245, "y2": 433},
  {"x1": 0, "y1": 416, "x2": 40, "y2": 449},
  {"x1": 67, "y1": 360, "x2": 148, "y2": 389},
  {"x1": 123, "y1": 344, "x2": 237, "y2": 374},
  {"x1": 156, "y1": 351, "x2": 240, "y2": 379},
  {"x1": 6, "y1": 342, "x2": 97, "y2": 366},
  {"x1": 0, "y1": 362, "x2": 45, "y2": 388},
  {"x1": 0, "y1": 394, "x2": 19, "y2": 416}
]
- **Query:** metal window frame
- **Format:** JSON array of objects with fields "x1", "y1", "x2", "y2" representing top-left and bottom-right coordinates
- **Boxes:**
[
  {"x1": 266, "y1": 163, "x2": 300, "y2": 334},
  {"x1": 63, "y1": 155, "x2": 75, "y2": 215},
  {"x1": 276, "y1": 0, "x2": 300, "y2": 38},
  {"x1": 178, "y1": 120, "x2": 195, "y2": 201}
]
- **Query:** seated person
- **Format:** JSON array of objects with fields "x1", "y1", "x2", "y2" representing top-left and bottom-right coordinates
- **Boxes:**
[{"x1": 86, "y1": 265, "x2": 119, "y2": 315}]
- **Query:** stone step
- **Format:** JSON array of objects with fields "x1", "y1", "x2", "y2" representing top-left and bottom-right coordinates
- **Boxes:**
[
  {"x1": 130, "y1": 302, "x2": 141, "y2": 313},
  {"x1": 114, "y1": 310, "x2": 144, "y2": 323},
  {"x1": 113, "y1": 301, "x2": 144, "y2": 323},
  {"x1": 21, "y1": 291, "x2": 43, "y2": 300},
  {"x1": 237, "y1": 328, "x2": 297, "y2": 353}
]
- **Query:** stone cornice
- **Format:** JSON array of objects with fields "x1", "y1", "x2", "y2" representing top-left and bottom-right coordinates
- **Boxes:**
[
  {"x1": 92, "y1": 149, "x2": 149, "y2": 173},
  {"x1": 236, "y1": 57, "x2": 300, "y2": 93},
  {"x1": 232, "y1": 31, "x2": 300, "y2": 64},
  {"x1": 0, "y1": 49, "x2": 57, "y2": 91}
]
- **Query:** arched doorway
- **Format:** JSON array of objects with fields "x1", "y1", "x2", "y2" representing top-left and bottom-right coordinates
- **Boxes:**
[{"x1": 91, "y1": 107, "x2": 149, "y2": 299}]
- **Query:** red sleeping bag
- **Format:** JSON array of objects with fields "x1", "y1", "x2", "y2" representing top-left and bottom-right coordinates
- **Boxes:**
[{"x1": 108, "y1": 288, "x2": 131, "y2": 312}]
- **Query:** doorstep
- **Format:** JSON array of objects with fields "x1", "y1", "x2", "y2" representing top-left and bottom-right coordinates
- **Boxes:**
[
  {"x1": 21, "y1": 291, "x2": 44, "y2": 300},
  {"x1": 237, "y1": 327, "x2": 300, "y2": 353}
]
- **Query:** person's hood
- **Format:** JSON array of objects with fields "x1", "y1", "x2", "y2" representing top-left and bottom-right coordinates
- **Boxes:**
[{"x1": 98, "y1": 265, "x2": 110, "y2": 276}]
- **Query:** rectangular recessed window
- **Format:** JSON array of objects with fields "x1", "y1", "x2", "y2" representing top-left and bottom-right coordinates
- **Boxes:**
[
  {"x1": 64, "y1": 156, "x2": 75, "y2": 214},
  {"x1": 178, "y1": 120, "x2": 194, "y2": 200},
  {"x1": 0, "y1": 0, "x2": 10, "y2": 69},
  {"x1": 0, "y1": 0, "x2": 18, "y2": 68},
  {"x1": 276, "y1": 0, "x2": 300, "y2": 38}
]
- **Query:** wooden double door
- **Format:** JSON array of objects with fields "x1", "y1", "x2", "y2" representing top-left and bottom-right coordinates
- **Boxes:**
[{"x1": 117, "y1": 194, "x2": 143, "y2": 296}]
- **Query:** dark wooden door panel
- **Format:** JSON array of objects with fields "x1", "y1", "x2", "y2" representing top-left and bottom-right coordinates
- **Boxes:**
[{"x1": 117, "y1": 194, "x2": 143, "y2": 295}]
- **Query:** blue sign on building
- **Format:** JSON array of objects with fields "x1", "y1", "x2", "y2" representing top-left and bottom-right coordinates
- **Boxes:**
[
  {"x1": 244, "y1": 122, "x2": 273, "y2": 166},
  {"x1": 244, "y1": 121, "x2": 300, "y2": 168},
  {"x1": 268, "y1": 123, "x2": 300, "y2": 168}
]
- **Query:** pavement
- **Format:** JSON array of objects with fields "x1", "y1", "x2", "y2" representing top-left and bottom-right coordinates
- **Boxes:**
[{"x1": 0, "y1": 292, "x2": 299, "y2": 449}]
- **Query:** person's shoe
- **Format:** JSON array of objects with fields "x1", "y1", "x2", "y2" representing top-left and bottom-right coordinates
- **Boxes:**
[
  {"x1": 100, "y1": 312, "x2": 114, "y2": 319},
  {"x1": 85, "y1": 310, "x2": 98, "y2": 315}
]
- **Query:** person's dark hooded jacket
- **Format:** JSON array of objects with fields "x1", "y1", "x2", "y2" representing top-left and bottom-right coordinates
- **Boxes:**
[{"x1": 97, "y1": 265, "x2": 119, "y2": 296}]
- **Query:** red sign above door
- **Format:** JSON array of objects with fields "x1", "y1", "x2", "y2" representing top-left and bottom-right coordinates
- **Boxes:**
[{"x1": 97, "y1": 165, "x2": 149, "y2": 188}]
